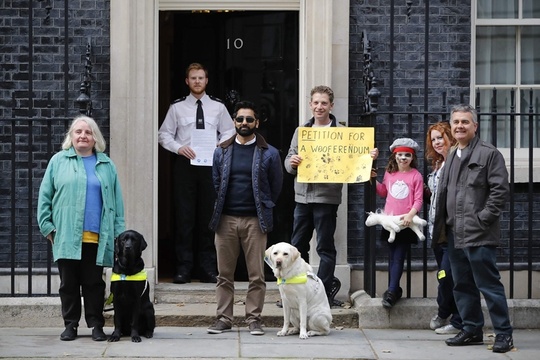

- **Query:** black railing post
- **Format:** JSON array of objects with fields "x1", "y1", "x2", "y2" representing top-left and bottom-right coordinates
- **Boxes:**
[
  {"x1": 509, "y1": 89, "x2": 515, "y2": 298},
  {"x1": 491, "y1": 88, "x2": 497, "y2": 146},
  {"x1": 75, "y1": 39, "x2": 93, "y2": 116},
  {"x1": 527, "y1": 89, "x2": 534, "y2": 298},
  {"x1": 361, "y1": 30, "x2": 379, "y2": 297}
]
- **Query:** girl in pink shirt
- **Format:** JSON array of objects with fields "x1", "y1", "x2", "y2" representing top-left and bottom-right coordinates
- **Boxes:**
[{"x1": 374, "y1": 138, "x2": 424, "y2": 308}]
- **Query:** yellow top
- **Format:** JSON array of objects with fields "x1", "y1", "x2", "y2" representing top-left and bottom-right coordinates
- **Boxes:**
[{"x1": 82, "y1": 231, "x2": 99, "y2": 243}]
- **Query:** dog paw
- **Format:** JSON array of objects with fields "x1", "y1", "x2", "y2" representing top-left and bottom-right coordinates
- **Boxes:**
[
  {"x1": 277, "y1": 330, "x2": 287, "y2": 336},
  {"x1": 145, "y1": 331, "x2": 154, "y2": 338},
  {"x1": 299, "y1": 332, "x2": 309, "y2": 339},
  {"x1": 286, "y1": 328, "x2": 300, "y2": 335},
  {"x1": 387, "y1": 238, "x2": 395, "y2": 243},
  {"x1": 107, "y1": 330, "x2": 121, "y2": 342},
  {"x1": 131, "y1": 335, "x2": 142, "y2": 343}
]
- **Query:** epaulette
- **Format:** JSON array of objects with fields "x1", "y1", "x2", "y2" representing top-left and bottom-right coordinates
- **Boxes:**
[
  {"x1": 172, "y1": 96, "x2": 187, "y2": 104},
  {"x1": 209, "y1": 95, "x2": 225, "y2": 104}
]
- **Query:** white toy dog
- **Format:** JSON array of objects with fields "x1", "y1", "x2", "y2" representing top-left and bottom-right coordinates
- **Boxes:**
[{"x1": 365, "y1": 210, "x2": 427, "y2": 243}]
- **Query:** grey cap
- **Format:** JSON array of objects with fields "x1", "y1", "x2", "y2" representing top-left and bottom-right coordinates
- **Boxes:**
[{"x1": 389, "y1": 138, "x2": 420, "y2": 153}]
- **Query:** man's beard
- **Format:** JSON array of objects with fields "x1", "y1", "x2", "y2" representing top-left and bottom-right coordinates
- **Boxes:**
[{"x1": 236, "y1": 126, "x2": 255, "y2": 136}]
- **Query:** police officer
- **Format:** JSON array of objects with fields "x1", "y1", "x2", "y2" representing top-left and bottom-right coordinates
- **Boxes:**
[{"x1": 158, "y1": 63, "x2": 235, "y2": 284}]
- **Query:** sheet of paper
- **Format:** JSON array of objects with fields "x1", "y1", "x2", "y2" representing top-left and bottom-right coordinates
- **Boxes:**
[{"x1": 190, "y1": 128, "x2": 216, "y2": 166}]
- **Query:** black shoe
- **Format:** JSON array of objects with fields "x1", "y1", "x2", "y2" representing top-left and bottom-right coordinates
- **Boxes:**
[
  {"x1": 330, "y1": 277, "x2": 341, "y2": 300},
  {"x1": 173, "y1": 273, "x2": 191, "y2": 284},
  {"x1": 60, "y1": 325, "x2": 77, "y2": 341},
  {"x1": 395, "y1": 286, "x2": 403, "y2": 300},
  {"x1": 199, "y1": 272, "x2": 217, "y2": 283},
  {"x1": 445, "y1": 329, "x2": 484, "y2": 346},
  {"x1": 381, "y1": 289, "x2": 399, "y2": 308},
  {"x1": 92, "y1": 327, "x2": 107, "y2": 341},
  {"x1": 330, "y1": 298, "x2": 344, "y2": 308},
  {"x1": 492, "y1": 333, "x2": 514, "y2": 353}
]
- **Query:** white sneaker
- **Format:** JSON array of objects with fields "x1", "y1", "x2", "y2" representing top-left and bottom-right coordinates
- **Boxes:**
[
  {"x1": 435, "y1": 324, "x2": 461, "y2": 335},
  {"x1": 430, "y1": 315, "x2": 447, "y2": 330}
]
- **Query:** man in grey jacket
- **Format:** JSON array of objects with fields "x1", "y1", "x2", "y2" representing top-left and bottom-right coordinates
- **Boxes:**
[
  {"x1": 285, "y1": 85, "x2": 378, "y2": 307},
  {"x1": 432, "y1": 104, "x2": 513, "y2": 353},
  {"x1": 285, "y1": 86, "x2": 342, "y2": 307}
]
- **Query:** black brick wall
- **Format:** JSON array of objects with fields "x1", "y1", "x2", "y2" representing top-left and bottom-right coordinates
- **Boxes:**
[
  {"x1": 0, "y1": 0, "x2": 537, "y2": 277},
  {"x1": 0, "y1": 0, "x2": 111, "y2": 269},
  {"x1": 347, "y1": 0, "x2": 538, "y2": 268}
]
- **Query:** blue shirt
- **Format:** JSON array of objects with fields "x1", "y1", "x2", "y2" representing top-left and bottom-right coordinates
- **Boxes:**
[{"x1": 82, "y1": 154, "x2": 102, "y2": 233}]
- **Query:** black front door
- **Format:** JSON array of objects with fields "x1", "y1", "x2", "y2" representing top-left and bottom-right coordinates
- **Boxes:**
[{"x1": 158, "y1": 10, "x2": 299, "y2": 280}]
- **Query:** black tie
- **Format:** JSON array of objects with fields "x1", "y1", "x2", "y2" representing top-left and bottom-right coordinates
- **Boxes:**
[{"x1": 196, "y1": 99, "x2": 205, "y2": 129}]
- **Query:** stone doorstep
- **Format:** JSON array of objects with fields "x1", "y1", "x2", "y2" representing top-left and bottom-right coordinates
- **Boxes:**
[
  {"x1": 0, "y1": 281, "x2": 358, "y2": 328},
  {"x1": 153, "y1": 282, "x2": 283, "y2": 305},
  {"x1": 0, "y1": 299, "x2": 358, "y2": 328}
]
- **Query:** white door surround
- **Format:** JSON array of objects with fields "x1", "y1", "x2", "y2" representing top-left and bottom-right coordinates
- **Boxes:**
[{"x1": 109, "y1": 0, "x2": 350, "y2": 289}]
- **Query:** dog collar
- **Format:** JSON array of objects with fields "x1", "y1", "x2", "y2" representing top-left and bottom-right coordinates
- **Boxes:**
[
  {"x1": 110, "y1": 270, "x2": 147, "y2": 282},
  {"x1": 277, "y1": 273, "x2": 308, "y2": 285}
]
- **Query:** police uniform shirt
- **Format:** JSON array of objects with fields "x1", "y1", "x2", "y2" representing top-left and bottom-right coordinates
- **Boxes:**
[{"x1": 158, "y1": 93, "x2": 235, "y2": 154}]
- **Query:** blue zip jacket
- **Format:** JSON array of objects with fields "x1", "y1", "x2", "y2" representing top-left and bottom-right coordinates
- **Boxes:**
[
  {"x1": 37, "y1": 147, "x2": 125, "y2": 266},
  {"x1": 209, "y1": 134, "x2": 283, "y2": 233}
]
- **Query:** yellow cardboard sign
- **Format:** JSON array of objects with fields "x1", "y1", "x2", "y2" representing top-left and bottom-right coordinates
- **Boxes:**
[{"x1": 298, "y1": 127, "x2": 374, "y2": 183}]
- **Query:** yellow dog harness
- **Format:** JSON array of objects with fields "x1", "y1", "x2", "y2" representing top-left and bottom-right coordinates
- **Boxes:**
[
  {"x1": 105, "y1": 270, "x2": 148, "y2": 306},
  {"x1": 110, "y1": 270, "x2": 147, "y2": 282},
  {"x1": 276, "y1": 273, "x2": 308, "y2": 285}
]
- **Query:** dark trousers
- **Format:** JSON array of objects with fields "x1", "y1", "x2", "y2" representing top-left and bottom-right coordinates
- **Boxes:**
[
  {"x1": 381, "y1": 228, "x2": 417, "y2": 293},
  {"x1": 173, "y1": 156, "x2": 216, "y2": 276},
  {"x1": 57, "y1": 243, "x2": 105, "y2": 329},
  {"x1": 290, "y1": 202, "x2": 338, "y2": 298},
  {"x1": 387, "y1": 240, "x2": 408, "y2": 292},
  {"x1": 433, "y1": 243, "x2": 462, "y2": 328},
  {"x1": 447, "y1": 231, "x2": 512, "y2": 335}
]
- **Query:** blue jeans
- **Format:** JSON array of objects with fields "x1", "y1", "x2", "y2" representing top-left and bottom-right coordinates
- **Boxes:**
[
  {"x1": 290, "y1": 203, "x2": 338, "y2": 297},
  {"x1": 433, "y1": 243, "x2": 462, "y2": 328},
  {"x1": 447, "y1": 231, "x2": 512, "y2": 335}
]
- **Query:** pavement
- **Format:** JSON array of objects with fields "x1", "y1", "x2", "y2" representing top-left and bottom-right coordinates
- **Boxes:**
[
  {"x1": 2, "y1": 281, "x2": 540, "y2": 359},
  {"x1": 0, "y1": 326, "x2": 538, "y2": 359}
]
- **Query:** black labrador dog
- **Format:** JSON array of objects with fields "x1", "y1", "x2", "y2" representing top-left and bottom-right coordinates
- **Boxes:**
[{"x1": 108, "y1": 230, "x2": 155, "y2": 342}]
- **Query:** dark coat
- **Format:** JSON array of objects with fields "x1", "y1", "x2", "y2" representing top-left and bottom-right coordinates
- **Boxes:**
[
  {"x1": 432, "y1": 135, "x2": 509, "y2": 248},
  {"x1": 209, "y1": 134, "x2": 283, "y2": 233}
]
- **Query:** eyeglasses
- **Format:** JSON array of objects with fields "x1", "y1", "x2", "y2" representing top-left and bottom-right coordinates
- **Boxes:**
[{"x1": 234, "y1": 116, "x2": 256, "y2": 123}]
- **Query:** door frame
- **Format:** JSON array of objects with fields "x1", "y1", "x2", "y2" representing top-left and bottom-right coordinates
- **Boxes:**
[{"x1": 110, "y1": 0, "x2": 350, "y2": 288}]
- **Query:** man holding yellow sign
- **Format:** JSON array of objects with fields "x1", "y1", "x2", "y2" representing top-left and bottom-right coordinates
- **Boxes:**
[
  {"x1": 284, "y1": 85, "x2": 378, "y2": 307},
  {"x1": 297, "y1": 127, "x2": 375, "y2": 183}
]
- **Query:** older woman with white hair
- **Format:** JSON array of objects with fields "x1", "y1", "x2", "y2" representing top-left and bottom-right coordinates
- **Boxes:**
[{"x1": 37, "y1": 115, "x2": 125, "y2": 341}]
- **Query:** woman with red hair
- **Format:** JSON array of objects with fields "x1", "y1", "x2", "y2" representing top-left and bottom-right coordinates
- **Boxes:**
[{"x1": 425, "y1": 121, "x2": 461, "y2": 334}]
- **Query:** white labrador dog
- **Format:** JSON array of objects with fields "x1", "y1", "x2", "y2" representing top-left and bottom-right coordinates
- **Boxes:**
[{"x1": 265, "y1": 242, "x2": 332, "y2": 339}]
